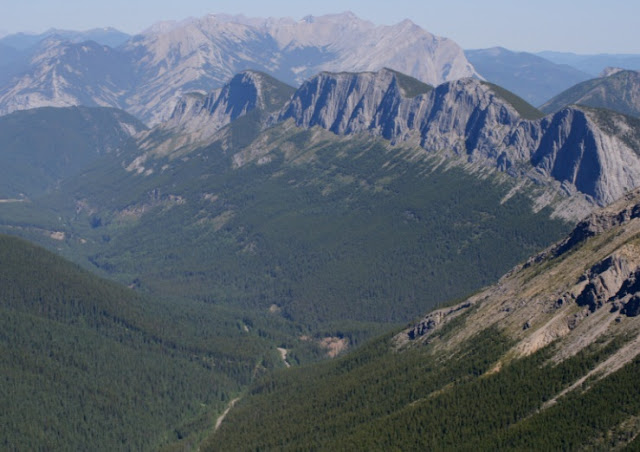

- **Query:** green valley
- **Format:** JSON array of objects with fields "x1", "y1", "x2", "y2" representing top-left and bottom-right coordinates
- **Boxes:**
[{"x1": 0, "y1": 233, "x2": 296, "y2": 450}]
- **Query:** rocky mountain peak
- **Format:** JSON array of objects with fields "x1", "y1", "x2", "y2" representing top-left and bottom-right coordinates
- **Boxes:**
[
  {"x1": 137, "y1": 70, "x2": 294, "y2": 155},
  {"x1": 0, "y1": 12, "x2": 480, "y2": 124},
  {"x1": 166, "y1": 70, "x2": 268, "y2": 128}
]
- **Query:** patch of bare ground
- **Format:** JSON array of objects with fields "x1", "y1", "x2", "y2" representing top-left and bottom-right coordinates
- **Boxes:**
[
  {"x1": 319, "y1": 337, "x2": 349, "y2": 358},
  {"x1": 299, "y1": 335, "x2": 349, "y2": 358},
  {"x1": 277, "y1": 347, "x2": 291, "y2": 368}
]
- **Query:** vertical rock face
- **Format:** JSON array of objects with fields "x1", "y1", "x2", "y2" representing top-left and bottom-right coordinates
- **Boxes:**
[
  {"x1": 279, "y1": 71, "x2": 525, "y2": 156},
  {"x1": 278, "y1": 69, "x2": 408, "y2": 135},
  {"x1": 521, "y1": 107, "x2": 640, "y2": 204},
  {"x1": 416, "y1": 79, "x2": 521, "y2": 159},
  {"x1": 137, "y1": 70, "x2": 295, "y2": 154},
  {"x1": 166, "y1": 71, "x2": 261, "y2": 132},
  {"x1": 278, "y1": 69, "x2": 640, "y2": 211}
]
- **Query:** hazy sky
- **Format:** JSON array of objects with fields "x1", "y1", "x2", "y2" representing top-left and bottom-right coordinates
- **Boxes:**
[{"x1": 3, "y1": 0, "x2": 640, "y2": 54}]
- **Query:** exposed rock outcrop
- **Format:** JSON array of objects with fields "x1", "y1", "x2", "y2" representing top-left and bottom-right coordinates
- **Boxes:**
[
  {"x1": 136, "y1": 70, "x2": 295, "y2": 156},
  {"x1": 405, "y1": 302, "x2": 473, "y2": 342},
  {"x1": 278, "y1": 69, "x2": 640, "y2": 212},
  {"x1": 398, "y1": 186, "x2": 640, "y2": 382}
]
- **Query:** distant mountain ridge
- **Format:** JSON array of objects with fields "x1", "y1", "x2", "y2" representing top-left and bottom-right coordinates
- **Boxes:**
[
  {"x1": 0, "y1": 12, "x2": 479, "y2": 124},
  {"x1": 538, "y1": 51, "x2": 640, "y2": 76},
  {"x1": 465, "y1": 47, "x2": 591, "y2": 106},
  {"x1": 540, "y1": 69, "x2": 640, "y2": 118},
  {"x1": 0, "y1": 27, "x2": 131, "y2": 50},
  {"x1": 0, "y1": 39, "x2": 135, "y2": 115}
]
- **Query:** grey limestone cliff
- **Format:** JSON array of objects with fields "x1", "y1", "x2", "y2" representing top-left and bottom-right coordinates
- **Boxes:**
[
  {"x1": 136, "y1": 70, "x2": 294, "y2": 156},
  {"x1": 278, "y1": 69, "x2": 640, "y2": 212}
]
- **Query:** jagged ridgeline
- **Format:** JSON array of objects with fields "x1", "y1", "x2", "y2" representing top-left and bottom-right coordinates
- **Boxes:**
[
  {"x1": 0, "y1": 233, "x2": 290, "y2": 450},
  {"x1": 0, "y1": 70, "x2": 576, "y2": 342},
  {"x1": 7, "y1": 66, "x2": 640, "y2": 342},
  {"x1": 0, "y1": 13, "x2": 479, "y2": 124},
  {"x1": 208, "y1": 188, "x2": 640, "y2": 450}
]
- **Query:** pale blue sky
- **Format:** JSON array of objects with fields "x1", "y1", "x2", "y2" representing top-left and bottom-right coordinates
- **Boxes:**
[{"x1": 3, "y1": 0, "x2": 640, "y2": 54}]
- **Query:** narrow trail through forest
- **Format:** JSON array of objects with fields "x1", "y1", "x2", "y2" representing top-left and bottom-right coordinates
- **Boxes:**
[{"x1": 214, "y1": 397, "x2": 241, "y2": 432}]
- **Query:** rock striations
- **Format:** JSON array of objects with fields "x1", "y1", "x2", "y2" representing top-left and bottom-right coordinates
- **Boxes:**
[
  {"x1": 276, "y1": 69, "x2": 640, "y2": 212},
  {"x1": 136, "y1": 70, "x2": 295, "y2": 156},
  {"x1": 399, "y1": 186, "x2": 640, "y2": 379}
]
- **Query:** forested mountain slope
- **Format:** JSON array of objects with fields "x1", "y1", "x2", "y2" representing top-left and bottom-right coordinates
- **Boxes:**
[
  {"x1": 209, "y1": 187, "x2": 640, "y2": 450},
  {"x1": 0, "y1": 106, "x2": 145, "y2": 198},
  {"x1": 0, "y1": 234, "x2": 282, "y2": 450}
]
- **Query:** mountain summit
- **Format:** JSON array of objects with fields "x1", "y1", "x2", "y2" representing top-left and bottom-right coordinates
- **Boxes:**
[{"x1": 0, "y1": 12, "x2": 478, "y2": 124}]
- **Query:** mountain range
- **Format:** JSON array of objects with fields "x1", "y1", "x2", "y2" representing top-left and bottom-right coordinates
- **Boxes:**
[
  {"x1": 0, "y1": 69, "x2": 577, "y2": 334},
  {"x1": 153, "y1": 68, "x2": 640, "y2": 212},
  {"x1": 538, "y1": 51, "x2": 640, "y2": 76},
  {"x1": 0, "y1": 13, "x2": 478, "y2": 124},
  {"x1": 3, "y1": 13, "x2": 640, "y2": 124},
  {"x1": 3, "y1": 11, "x2": 640, "y2": 450},
  {"x1": 2, "y1": 64, "x2": 640, "y2": 346}
]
